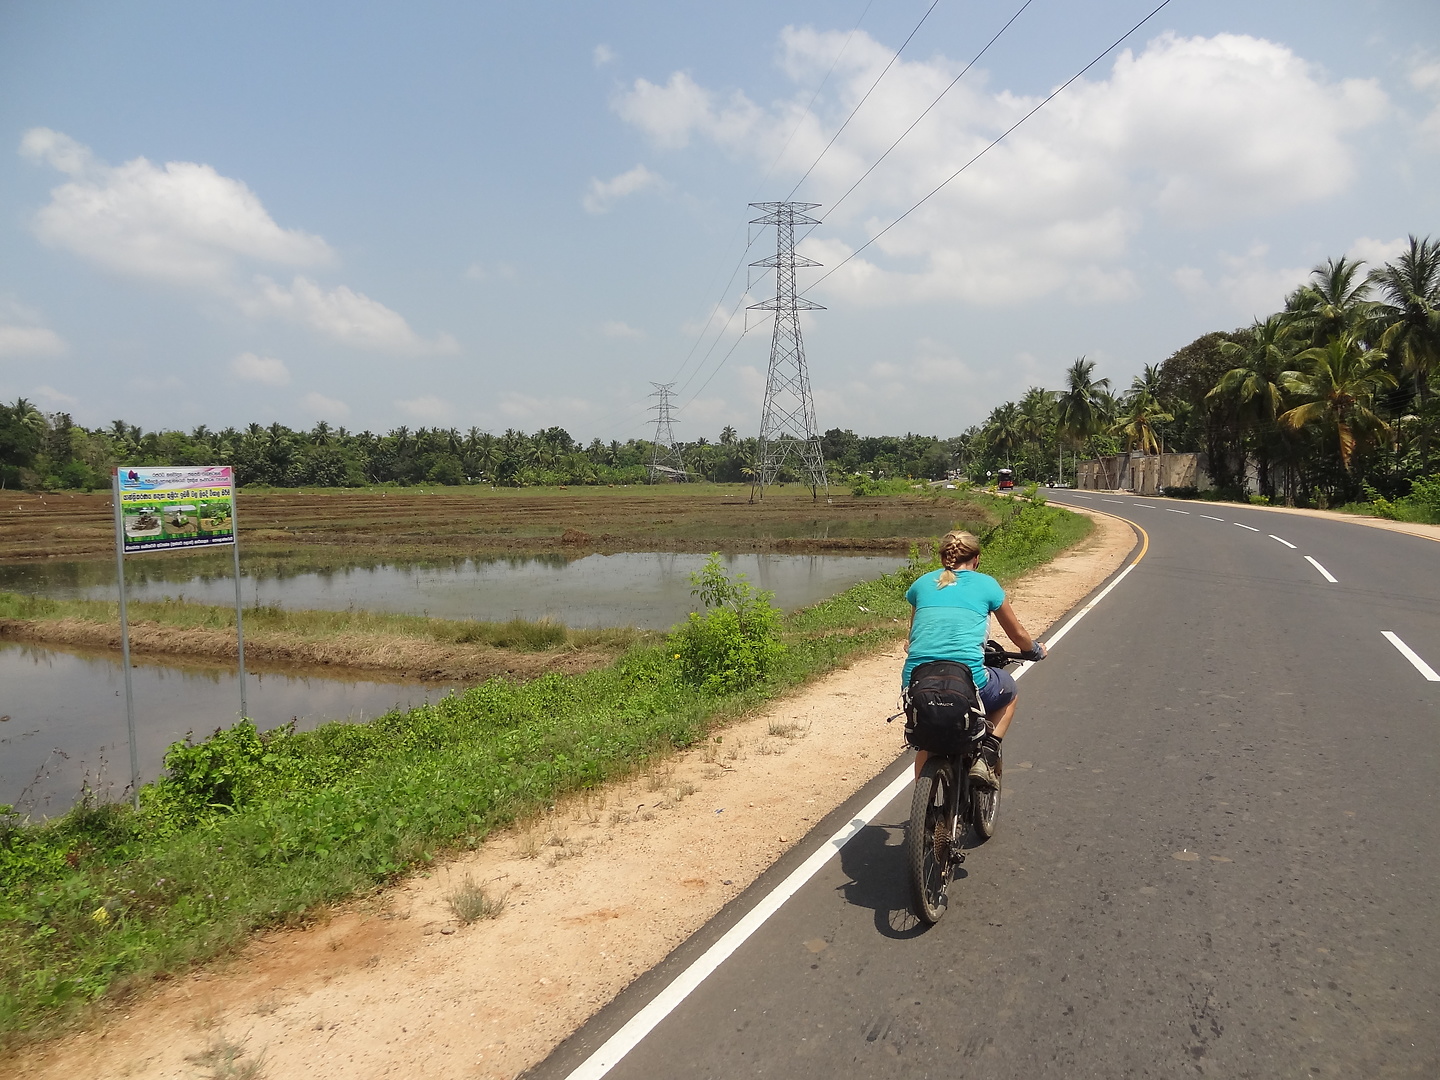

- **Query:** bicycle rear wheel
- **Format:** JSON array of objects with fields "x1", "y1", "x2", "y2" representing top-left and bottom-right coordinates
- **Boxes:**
[{"x1": 908, "y1": 757, "x2": 956, "y2": 924}]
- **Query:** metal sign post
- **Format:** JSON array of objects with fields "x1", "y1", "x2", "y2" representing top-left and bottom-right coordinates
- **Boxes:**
[
  {"x1": 112, "y1": 465, "x2": 245, "y2": 805},
  {"x1": 111, "y1": 471, "x2": 140, "y2": 808}
]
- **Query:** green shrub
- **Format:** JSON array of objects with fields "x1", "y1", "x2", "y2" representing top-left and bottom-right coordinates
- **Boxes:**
[{"x1": 670, "y1": 554, "x2": 784, "y2": 693}]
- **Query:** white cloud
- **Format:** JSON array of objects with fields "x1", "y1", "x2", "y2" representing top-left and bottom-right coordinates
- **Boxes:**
[
  {"x1": 583, "y1": 164, "x2": 665, "y2": 213},
  {"x1": 1409, "y1": 61, "x2": 1440, "y2": 146},
  {"x1": 465, "y1": 261, "x2": 516, "y2": 281},
  {"x1": 1347, "y1": 235, "x2": 1409, "y2": 268},
  {"x1": 615, "y1": 31, "x2": 1387, "y2": 307},
  {"x1": 1171, "y1": 243, "x2": 1311, "y2": 319},
  {"x1": 302, "y1": 391, "x2": 350, "y2": 420},
  {"x1": 0, "y1": 298, "x2": 67, "y2": 358},
  {"x1": 20, "y1": 129, "x2": 457, "y2": 353},
  {"x1": 599, "y1": 320, "x2": 644, "y2": 339},
  {"x1": 593, "y1": 44, "x2": 617, "y2": 68},
  {"x1": 31, "y1": 384, "x2": 78, "y2": 407},
  {"x1": 0, "y1": 325, "x2": 66, "y2": 358},
  {"x1": 245, "y1": 276, "x2": 459, "y2": 355},
  {"x1": 494, "y1": 391, "x2": 602, "y2": 429},
  {"x1": 230, "y1": 351, "x2": 291, "y2": 386},
  {"x1": 21, "y1": 127, "x2": 332, "y2": 286},
  {"x1": 396, "y1": 394, "x2": 455, "y2": 424}
]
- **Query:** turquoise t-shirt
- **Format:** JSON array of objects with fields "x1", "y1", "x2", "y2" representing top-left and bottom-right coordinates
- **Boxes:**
[{"x1": 902, "y1": 568, "x2": 1006, "y2": 688}]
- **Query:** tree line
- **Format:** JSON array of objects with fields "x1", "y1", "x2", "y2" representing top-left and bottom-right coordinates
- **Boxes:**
[
  {"x1": 967, "y1": 236, "x2": 1440, "y2": 507},
  {"x1": 0, "y1": 407, "x2": 967, "y2": 491}
]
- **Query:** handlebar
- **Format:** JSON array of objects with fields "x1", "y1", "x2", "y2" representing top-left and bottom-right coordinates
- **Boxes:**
[{"x1": 983, "y1": 639, "x2": 1042, "y2": 666}]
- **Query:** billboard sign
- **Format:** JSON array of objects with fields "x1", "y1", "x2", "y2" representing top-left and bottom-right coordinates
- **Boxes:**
[{"x1": 116, "y1": 465, "x2": 236, "y2": 552}]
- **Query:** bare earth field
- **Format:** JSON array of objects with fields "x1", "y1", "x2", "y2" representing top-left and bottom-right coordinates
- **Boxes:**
[
  {"x1": 9, "y1": 506, "x2": 1136, "y2": 1080},
  {"x1": 0, "y1": 486, "x2": 992, "y2": 563}
]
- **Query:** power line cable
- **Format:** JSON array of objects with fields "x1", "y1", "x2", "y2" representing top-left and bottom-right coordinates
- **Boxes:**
[
  {"x1": 666, "y1": 0, "x2": 879, "y2": 397},
  {"x1": 804, "y1": 0, "x2": 1176, "y2": 296},
  {"x1": 785, "y1": 0, "x2": 944, "y2": 200},
  {"x1": 799, "y1": 0, "x2": 1036, "y2": 235}
]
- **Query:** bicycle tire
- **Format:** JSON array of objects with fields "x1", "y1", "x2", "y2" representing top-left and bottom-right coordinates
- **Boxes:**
[
  {"x1": 908, "y1": 757, "x2": 956, "y2": 924},
  {"x1": 970, "y1": 745, "x2": 1001, "y2": 842}
]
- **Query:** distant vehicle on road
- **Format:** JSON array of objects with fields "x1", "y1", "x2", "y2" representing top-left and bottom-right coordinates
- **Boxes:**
[{"x1": 997, "y1": 468, "x2": 1015, "y2": 492}]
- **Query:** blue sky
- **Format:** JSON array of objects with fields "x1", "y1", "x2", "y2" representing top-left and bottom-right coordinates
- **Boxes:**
[{"x1": 2, "y1": 0, "x2": 1437, "y2": 442}]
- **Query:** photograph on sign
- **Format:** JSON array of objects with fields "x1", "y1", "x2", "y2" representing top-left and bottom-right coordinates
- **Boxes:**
[{"x1": 116, "y1": 466, "x2": 236, "y2": 551}]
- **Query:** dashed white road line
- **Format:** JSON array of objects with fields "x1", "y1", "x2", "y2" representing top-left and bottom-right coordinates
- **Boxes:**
[
  {"x1": 1269, "y1": 535, "x2": 1297, "y2": 549},
  {"x1": 1304, "y1": 555, "x2": 1338, "y2": 583},
  {"x1": 1200, "y1": 515, "x2": 1224, "y2": 521},
  {"x1": 1102, "y1": 498, "x2": 1125, "y2": 504},
  {"x1": 1382, "y1": 632, "x2": 1440, "y2": 681},
  {"x1": 1069, "y1": 494, "x2": 1093, "y2": 501},
  {"x1": 1131, "y1": 503, "x2": 1154, "y2": 508},
  {"x1": 1165, "y1": 508, "x2": 1190, "y2": 515},
  {"x1": 1234, "y1": 523, "x2": 1260, "y2": 532},
  {"x1": 560, "y1": 534, "x2": 1152, "y2": 1080}
]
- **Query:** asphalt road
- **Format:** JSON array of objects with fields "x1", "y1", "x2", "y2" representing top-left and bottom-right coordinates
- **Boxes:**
[{"x1": 533, "y1": 496, "x2": 1440, "y2": 1079}]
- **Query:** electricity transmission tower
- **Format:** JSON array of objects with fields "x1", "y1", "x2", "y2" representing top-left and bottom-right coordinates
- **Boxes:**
[
  {"x1": 646, "y1": 382, "x2": 688, "y2": 482},
  {"x1": 749, "y1": 201, "x2": 827, "y2": 500}
]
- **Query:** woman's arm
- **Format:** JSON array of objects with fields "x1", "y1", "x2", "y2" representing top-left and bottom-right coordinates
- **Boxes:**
[{"x1": 994, "y1": 599, "x2": 1036, "y2": 653}]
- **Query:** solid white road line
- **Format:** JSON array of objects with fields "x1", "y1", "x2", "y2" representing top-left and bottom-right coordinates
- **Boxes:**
[
  {"x1": 1235, "y1": 523, "x2": 1260, "y2": 532},
  {"x1": 561, "y1": 537, "x2": 1149, "y2": 1080},
  {"x1": 1165, "y1": 508, "x2": 1190, "y2": 514},
  {"x1": 1201, "y1": 515, "x2": 1224, "y2": 521},
  {"x1": 1269, "y1": 535, "x2": 1297, "y2": 548},
  {"x1": 1304, "y1": 555, "x2": 1338, "y2": 582},
  {"x1": 1382, "y1": 631, "x2": 1440, "y2": 681}
]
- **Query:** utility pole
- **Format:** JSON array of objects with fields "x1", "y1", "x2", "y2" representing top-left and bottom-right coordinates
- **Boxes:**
[
  {"x1": 646, "y1": 382, "x2": 687, "y2": 482},
  {"x1": 749, "y1": 201, "x2": 827, "y2": 501}
]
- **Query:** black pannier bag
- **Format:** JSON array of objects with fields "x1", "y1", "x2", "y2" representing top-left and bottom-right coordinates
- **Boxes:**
[{"x1": 904, "y1": 659, "x2": 987, "y2": 754}]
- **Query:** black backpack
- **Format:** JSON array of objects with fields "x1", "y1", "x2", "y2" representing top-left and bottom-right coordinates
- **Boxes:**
[{"x1": 904, "y1": 660, "x2": 987, "y2": 754}]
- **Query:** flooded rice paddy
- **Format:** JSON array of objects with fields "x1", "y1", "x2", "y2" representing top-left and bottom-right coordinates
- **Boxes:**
[
  {"x1": 1, "y1": 549, "x2": 906, "y2": 811},
  {"x1": 0, "y1": 642, "x2": 458, "y2": 813},
  {"x1": 1, "y1": 551, "x2": 907, "y2": 630}
]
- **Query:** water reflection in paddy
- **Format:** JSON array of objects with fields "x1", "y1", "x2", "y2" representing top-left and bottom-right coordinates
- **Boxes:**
[
  {"x1": 0, "y1": 643, "x2": 457, "y2": 814},
  {"x1": 0, "y1": 552, "x2": 907, "y2": 630}
]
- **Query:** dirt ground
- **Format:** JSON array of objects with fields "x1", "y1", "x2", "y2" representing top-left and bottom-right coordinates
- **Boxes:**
[
  {"x1": 8, "y1": 506, "x2": 1136, "y2": 1080},
  {"x1": 0, "y1": 487, "x2": 991, "y2": 563}
]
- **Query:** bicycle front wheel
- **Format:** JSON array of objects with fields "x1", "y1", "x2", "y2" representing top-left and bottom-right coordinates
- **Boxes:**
[
  {"x1": 971, "y1": 744, "x2": 1001, "y2": 842},
  {"x1": 908, "y1": 757, "x2": 956, "y2": 924}
]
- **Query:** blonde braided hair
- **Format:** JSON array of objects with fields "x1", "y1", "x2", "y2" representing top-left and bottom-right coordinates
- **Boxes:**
[{"x1": 936, "y1": 530, "x2": 981, "y2": 587}]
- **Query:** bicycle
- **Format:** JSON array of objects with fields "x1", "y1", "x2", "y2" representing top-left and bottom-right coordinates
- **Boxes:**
[{"x1": 905, "y1": 640, "x2": 1028, "y2": 924}]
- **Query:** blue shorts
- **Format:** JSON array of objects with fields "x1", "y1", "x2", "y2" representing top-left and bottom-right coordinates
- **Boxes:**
[{"x1": 978, "y1": 665, "x2": 1017, "y2": 716}]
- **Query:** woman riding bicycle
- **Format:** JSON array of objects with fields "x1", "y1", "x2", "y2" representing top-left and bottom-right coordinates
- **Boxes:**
[{"x1": 903, "y1": 530, "x2": 1046, "y2": 786}]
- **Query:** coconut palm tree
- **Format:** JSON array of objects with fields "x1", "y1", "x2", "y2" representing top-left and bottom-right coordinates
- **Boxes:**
[
  {"x1": 984, "y1": 402, "x2": 1023, "y2": 467},
  {"x1": 1210, "y1": 314, "x2": 1295, "y2": 496},
  {"x1": 1056, "y1": 358, "x2": 1112, "y2": 478},
  {"x1": 1369, "y1": 235, "x2": 1440, "y2": 471},
  {"x1": 1279, "y1": 334, "x2": 1396, "y2": 477},
  {"x1": 1114, "y1": 392, "x2": 1174, "y2": 457},
  {"x1": 1285, "y1": 256, "x2": 1378, "y2": 347}
]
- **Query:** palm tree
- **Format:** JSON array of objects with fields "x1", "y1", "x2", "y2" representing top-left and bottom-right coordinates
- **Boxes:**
[
  {"x1": 1369, "y1": 235, "x2": 1440, "y2": 471},
  {"x1": 720, "y1": 425, "x2": 738, "y2": 446},
  {"x1": 1286, "y1": 256, "x2": 1377, "y2": 347},
  {"x1": 1279, "y1": 334, "x2": 1396, "y2": 477},
  {"x1": 1210, "y1": 314, "x2": 1294, "y2": 497},
  {"x1": 1056, "y1": 358, "x2": 1112, "y2": 481},
  {"x1": 982, "y1": 402, "x2": 1022, "y2": 468},
  {"x1": 1114, "y1": 392, "x2": 1173, "y2": 457}
]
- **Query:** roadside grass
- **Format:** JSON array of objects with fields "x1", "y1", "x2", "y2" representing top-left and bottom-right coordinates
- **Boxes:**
[
  {"x1": 0, "y1": 592, "x2": 645, "y2": 654},
  {"x1": 0, "y1": 498, "x2": 1089, "y2": 1049}
]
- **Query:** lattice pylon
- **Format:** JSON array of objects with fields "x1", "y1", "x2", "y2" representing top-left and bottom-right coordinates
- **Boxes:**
[
  {"x1": 646, "y1": 382, "x2": 688, "y2": 482},
  {"x1": 748, "y1": 202, "x2": 827, "y2": 500}
]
